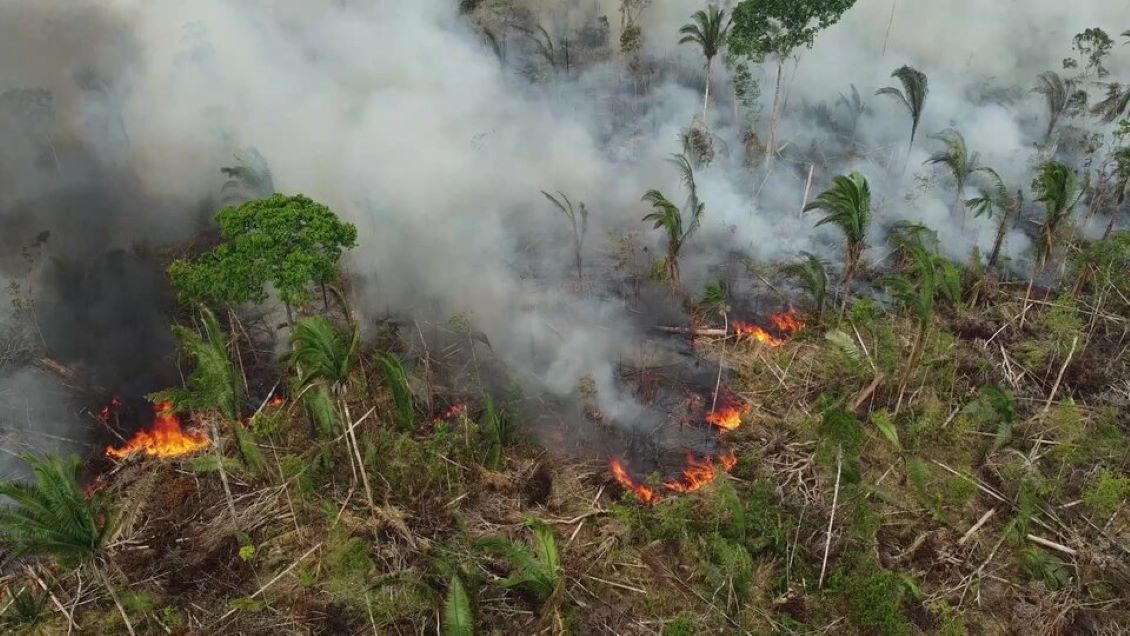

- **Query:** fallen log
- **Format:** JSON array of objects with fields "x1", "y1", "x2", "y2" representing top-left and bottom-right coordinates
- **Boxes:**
[
  {"x1": 655, "y1": 325, "x2": 729, "y2": 337},
  {"x1": 33, "y1": 357, "x2": 74, "y2": 380}
]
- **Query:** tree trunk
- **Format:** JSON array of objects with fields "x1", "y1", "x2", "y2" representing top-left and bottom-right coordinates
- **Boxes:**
[
  {"x1": 881, "y1": 0, "x2": 897, "y2": 56},
  {"x1": 667, "y1": 245, "x2": 681, "y2": 290},
  {"x1": 703, "y1": 56, "x2": 713, "y2": 125},
  {"x1": 840, "y1": 244, "x2": 860, "y2": 312},
  {"x1": 1102, "y1": 214, "x2": 1116, "y2": 240},
  {"x1": 1045, "y1": 113, "x2": 1058, "y2": 142},
  {"x1": 988, "y1": 210, "x2": 1010, "y2": 269},
  {"x1": 765, "y1": 62, "x2": 783, "y2": 165},
  {"x1": 95, "y1": 564, "x2": 136, "y2": 636}
]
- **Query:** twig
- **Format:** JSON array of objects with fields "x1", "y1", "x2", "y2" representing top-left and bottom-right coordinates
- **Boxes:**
[
  {"x1": 959, "y1": 508, "x2": 996, "y2": 545},
  {"x1": 818, "y1": 446, "x2": 843, "y2": 589},
  {"x1": 214, "y1": 543, "x2": 323, "y2": 624},
  {"x1": 25, "y1": 565, "x2": 78, "y2": 630},
  {"x1": 655, "y1": 325, "x2": 728, "y2": 337},
  {"x1": 1043, "y1": 335, "x2": 1078, "y2": 413},
  {"x1": 1026, "y1": 534, "x2": 1077, "y2": 557},
  {"x1": 850, "y1": 373, "x2": 886, "y2": 412}
]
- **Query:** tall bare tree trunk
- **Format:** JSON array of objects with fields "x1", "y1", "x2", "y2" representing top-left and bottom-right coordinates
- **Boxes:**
[
  {"x1": 765, "y1": 62, "x2": 783, "y2": 165},
  {"x1": 702, "y1": 57, "x2": 713, "y2": 124},
  {"x1": 988, "y1": 212, "x2": 1009, "y2": 269},
  {"x1": 881, "y1": 0, "x2": 897, "y2": 56}
]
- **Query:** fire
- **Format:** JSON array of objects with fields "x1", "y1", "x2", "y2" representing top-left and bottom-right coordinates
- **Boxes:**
[
  {"x1": 105, "y1": 401, "x2": 210, "y2": 460},
  {"x1": 269, "y1": 395, "x2": 285, "y2": 407},
  {"x1": 705, "y1": 399, "x2": 750, "y2": 431},
  {"x1": 732, "y1": 306, "x2": 806, "y2": 347},
  {"x1": 769, "y1": 306, "x2": 805, "y2": 336},
  {"x1": 733, "y1": 322, "x2": 785, "y2": 347},
  {"x1": 664, "y1": 454, "x2": 717, "y2": 493},
  {"x1": 609, "y1": 457, "x2": 656, "y2": 504},
  {"x1": 433, "y1": 403, "x2": 467, "y2": 424},
  {"x1": 98, "y1": 396, "x2": 122, "y2": 423}
]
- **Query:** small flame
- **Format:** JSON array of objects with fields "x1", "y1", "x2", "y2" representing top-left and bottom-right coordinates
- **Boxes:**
[
  {"x1": 664, "y1": 454, "x2": 717, "y2": 493},
  {"x1": 433, "y1": 403, "x2": 467, "y2": 424},
  {"x1": 98, "y1": 396, "x2": 122, "y2": 423},
  {"x1": 718, "y1": 450, "x2": 738, "y2": 472},
  {"x1": 105, "y1": 402, "x2": 210, "y2": 460},
  {"x1": 705, "y1": 399, "x2": 750, "y2": 431},
  {"x1": 269, "y1": 395, "x2": 285, "y2": 407},
  {"x1": 733, "y1": 322, "x2": 785, "y2": 347},
  {"x1": 83, "y1": 475, "x2": 107, "y2": 499},
  {"x1": 769, "y1": 306, "x2": 806, "y2": 336},
  {"x1": 609, "y1": 457, "x2": 656, "y2": 504}
]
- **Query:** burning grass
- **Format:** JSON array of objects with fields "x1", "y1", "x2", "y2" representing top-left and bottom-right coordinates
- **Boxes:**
[{"x1": 104, "y1": 400, "x2": 211, "y2": 460}]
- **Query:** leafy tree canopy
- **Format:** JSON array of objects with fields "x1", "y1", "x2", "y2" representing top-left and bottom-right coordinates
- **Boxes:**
[
  {"x1": 728, "y1": 0, "x2": 856, "y2": 61},
  {"x1": 169, "y1": 194, "x2": 358, "y2": 308}
]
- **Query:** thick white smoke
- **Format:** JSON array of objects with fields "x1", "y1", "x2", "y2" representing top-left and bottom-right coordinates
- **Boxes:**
[{"x1": 1, "y1": 0, "x2": 1127, "y2": 459}]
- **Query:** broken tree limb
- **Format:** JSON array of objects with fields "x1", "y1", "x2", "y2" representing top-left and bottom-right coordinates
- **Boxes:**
[
  {"x1": 959, "y1": 508, "x2": 997, "y2": 545},
  {"x1": 1027, "y1": 534, "x2": 1078, "y2": 557},
  {"x1": 655, "y1": 325, "x2": 728, "y2": 337},
  {"x1": 850, "y1": 373, "x2": 886, "y2": 413}
]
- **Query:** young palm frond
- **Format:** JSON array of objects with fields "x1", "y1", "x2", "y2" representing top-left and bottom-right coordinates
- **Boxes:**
[
  {"x1": 0, "y1": 455, "x2": 109, "y2": 568},
  {"x1": 288, "y1": 316, "x2": 359, "y2": 388},
  {"x1": 642, "y1": 190, "x2": 683, "y2": 240},
  {"x1": 1032, "y1": 161, "x2": 1082, "y2": 270},
  {"x1": 678, "y1": 6, "x2": 731, "y2": 121},
  {"x1": 780, "y1": 251, "x2": 829, "y2": 318},
  {"x1": 836, "y1": 83, "x2": 867, "y2": 143},
  {"x1": 477, "y1": 522, "x2": 561, "y2": 604},
  {"x1": 804, "y1": 171, "x2": 871, "y2": 305},
  {"x1": 1, "y1": 586, "x2": 48, "y2": 630},
  {"x1": 378, "y1": 353, "x2": 414, "y2": 430},
  {"x1": 1032, "y1": 71, "x2": 1074, "y2": 140},
  {"x1": 876, "y1": 65, "x2": 928, "y2": 149},
  {"x1": 668, "y1": 153, "x2": 705, "y2": 238},
  {"x1": 444, "y1": 575, "x2": 474, "y2": 636},
  {"x1": 1090, "y1": 82, "x2": 1130, "y2": 123},
  {"x1": 541, "y1": 190, "x2": 589, "y2": 283},
  {"x1": 153, "y1": 306, "x2": 240, "y2": 420},
  {"x1": 925, "y1": 128, "x2": 979, "y2": 224}
]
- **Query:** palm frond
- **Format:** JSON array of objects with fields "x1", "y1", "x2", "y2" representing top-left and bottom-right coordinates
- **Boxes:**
[
  {"x1": 443, "y1": 575, "x2": 474, "y2": 636},
  {"x1": 379, "y1": 354, "x2": 414, "y2": 430},
  {"x1": 1090, "y1": 82, "x2": 1130, "y2": 123},
  {"x1": 878, "y1": 65, "x2": 928, "y2": 145},
  {"x1": 804, "y1": 171, "x2": 871, "y2": 246},
  {"x1": 0, "y1": 454, "x2": 108, "y2": 569},
  {"x1": 678, "y1": 6, "x2": 730, "y2": 61},
  {"x1": 288, "y1": 316, "x2": 356, "y2": 388},
  {"x1": 780, "y1": 251, "x2": 829, "y2": 316}
]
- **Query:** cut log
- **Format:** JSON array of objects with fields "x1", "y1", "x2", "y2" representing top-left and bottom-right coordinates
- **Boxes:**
[
  {"x1": 34, "y1": 357, "x2": 75, "y2": 379},
  {"x1": 655, "y1": 325, "x2": 728, "y2": 337}
]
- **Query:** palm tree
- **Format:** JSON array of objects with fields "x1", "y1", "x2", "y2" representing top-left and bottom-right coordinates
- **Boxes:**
[
  {"x1": 964, "y1": 167, "x2": 1020, "y2": 270},
  {"x1": 541, "y1": 191, "x2": 589, "y2": 284},
  {"x1": 883, "y1": 240, "x2": 960, "y2": 409},
  {"x1": 678, "y1": 6, "x2": 730, "y2": 124},
  {"x1": 836, "y1": 84, "x2": 868, "y2": 147},
  {"x1": 642, "y1": 154, "x2": 705, "y2": 289},
  {"x1": 0, "y1": 455, "x2": 136, "y2": 635},
  {"x1": 288, "y1": 316, "x2": 374, "y2": 512},
  {"x1": 781, "y1": 251, "x2": 830, "y2": 319},
  {"x1": 804, "y1": 171, "x2": 872, "y2": 307},
  {"x1": 1032, "y1": 161, "x2": 1082, "y2": 273},
  {"x1": 1090, "y1": 82, "x2": 1130, "y2": 123},
  {"x1": 1020, "y1": 161, "x2": 1082, "y2": 326},
  {"x1": 1033, "y1": 71, "x2": 1075, "y2": 141},
  {"x1": 924, "y1": 129, "x2": 979, "y2": 227},
  {"x1": 477, "y1": 521, "x2": 562, "y2": 606},
  {"x1": 876, "y1": 65, "x2": 928, "y2": 152}
]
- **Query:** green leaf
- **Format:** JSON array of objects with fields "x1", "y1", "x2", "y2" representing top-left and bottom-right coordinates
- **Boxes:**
[
  {"x1": 443, "y1": 575, "x2": 474, "y2": 636},
  {"x1": 870, "y1": 411, "x2": 902, "y2": 452}
]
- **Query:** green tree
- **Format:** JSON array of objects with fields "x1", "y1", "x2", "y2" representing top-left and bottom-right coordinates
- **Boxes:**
[
  {"x1": 803, "y1": 171, "x2": 871, "y2": 307},
  {"x1": 1032, "y1": 161, "x2": 1082, "y2": 273},
  {"x1": 541, "y1": 191, "x2": 589, "y2": 284},
  {"x1": 1033, "y1": 71, "x2": 1075, "y2": 141},
  {"x1": 876, "y1": 65, "x2": 928, "y2": 152},
  {"x1": 642, "y1": 154, "x2": 705, "y2": 289},
  {"x1": 883, "y1": 240, "x2": 959, "y2": 406},
  {"x1": 678, "y1": 6, "x2": 731, "y2": 124},
  {"x1": 0, "y1": 455, "x2": 136, "y2": 635},
  {"x1": 729, "y1": 0, "x2": 857, "y2": 165},
  {"x1": 924, "y1": 129, "x2": 979, "y2": 227},
  {"x1": 780, "y1": 251, "x2": 829, "y2": 319},
  {"x1": 965, "y1": 167, "x2": 1021, "y2": 270},
  {"x1": 288, "y1": 316, "x2": 375, "y2": 513},
  {"x1": 168, "y1": 194, "x2": 358, "y2": 324},
  {"x1": 477, "y1": 522, "x2": 562, "y2": 606},
  {"x1": 1068, "y1": 28, "x2": 1114, "y2": 78},
  {"x1": 836, "y1": 83, "x2": 868, "y2": 146}
]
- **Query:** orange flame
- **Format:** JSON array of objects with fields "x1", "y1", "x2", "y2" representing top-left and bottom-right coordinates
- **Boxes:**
[
  {"x1": 664, "y1": 454, "x2": 717, "y2": 493},
  {"x1": 717, "y1": 450, "x2": 738, "y2": 472},
  {"x1": 609, "y1": 458, "x2": 656, "y2": 504},
  {"x1": 98, "y1": 396, "x2": 122, "y2": 423},
  {"x1": 733, "y1": 322, "x2": 785, "y2": 346},
  {"x1": 105, "y1": 402, "x2": 210, "y2": 460},
  {"x1": 705, "y1": 400, "x2": 750, "y2": 431},
  {"x1": 769, "y1": 306, "x2": 806, "y2": 336},
  {"x1": 269, "y1": 395, "x2": 285, "y2": 407}
]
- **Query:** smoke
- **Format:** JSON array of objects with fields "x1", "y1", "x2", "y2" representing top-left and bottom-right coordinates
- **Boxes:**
[{"x1": 1, "y1": 0, "x2": 1126, "y2": 466}]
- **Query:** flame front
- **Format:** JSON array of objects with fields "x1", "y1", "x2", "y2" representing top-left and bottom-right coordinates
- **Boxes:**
[
  {"x1": 769, "y1": 306, "x2": 805, "y2": 336},
  {"x1": 733, "y1": 322, "x2": 785, "y2": 347},
  {"x1": 664, "y1": 454, "x2": 717, "y2": 493},
  {"x1": 609, "y1": 457, "x2": 656, "y2": 504},
  {"x1": 105, "y1": 401, "x2": 210, "y2": 460},
  {"x1": 706, "y1": 400, "x2": 751, "y2": 431}
]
